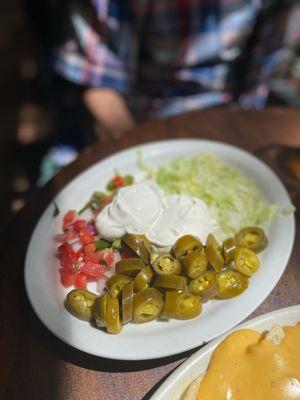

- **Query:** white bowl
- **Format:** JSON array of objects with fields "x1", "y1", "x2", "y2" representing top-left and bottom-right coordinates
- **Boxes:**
[{"x1": 150, "y1": 304, "x2": 300, "y2": 399}]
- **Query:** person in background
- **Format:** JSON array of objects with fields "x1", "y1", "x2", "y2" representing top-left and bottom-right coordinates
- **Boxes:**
[{"x1": 55, "y1": 0, "x2": 300, "y2": 138}]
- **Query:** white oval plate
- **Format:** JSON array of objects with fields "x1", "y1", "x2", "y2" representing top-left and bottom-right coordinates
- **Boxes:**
[
  {"x1": 24, "y1": 139, "x2": 295, "y2": 360},
  {"x1": 150, "y1": 304, "x2": 300, "y2": 400}
]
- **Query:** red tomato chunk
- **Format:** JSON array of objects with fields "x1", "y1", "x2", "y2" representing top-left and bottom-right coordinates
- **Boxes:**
[
  {"x1": 60, "y1": 269, "x2": 75, "y2": 287},
  {"x1": 58, "y1": 208, "x2": 121, "y2": 290},
  {"x1": 83, "y1": 243, "x2": 96, "y2": 256},
  {"x1": 88, "y1": 249, "x2": 115, "y2": 267},
  {"x1": 63, "y1": 210, "x2": 76, "y2": 230},
  {"x1": 78, "y1": 228, "x2": 94, "y2": 244},
  {"x1": 113, "y1": 175, "x2": 125, "y2": 187},
  {"x1": 58, "y1": 242, "x2": 77, "y2": 271},
  {"x1": 74, "y1": 274, "x2": 87, "y2": 289},
  {"x1": 80, "y1": 261, "x2": 107, "y2": 278},
  {"x1": 73, "y1": 219, "x2": 87, "y2": 232}
]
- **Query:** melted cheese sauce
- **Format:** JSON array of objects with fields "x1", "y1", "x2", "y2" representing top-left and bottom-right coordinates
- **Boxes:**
[{"x1": 197, "y1": 324, "x2": 300, "y2": 400}]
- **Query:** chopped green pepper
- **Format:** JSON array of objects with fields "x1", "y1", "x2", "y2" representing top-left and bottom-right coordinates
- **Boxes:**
[
  {"x1": 222, "y1": 237, "x2": 236, "y2": 264},
  {"x1": 122, "y1": 234, "x2": 150, "y2": 262},
  {"x1": 233, "y1": 247, "x2": 260, "y2": 277},
  {"x1": 116, "y1": 258, "x2": 146, "y2": 276},
  {"x1": 206, "y1": 234, "x2": 224, "y2": 272},
  {"x1": 161, "y1": 291, "x2": 179, "y2": 319},
  {"x1": 112, "y1": 239, "x2": 123, "y2": 250},
  {"x1": 152, "y1": 253, "x2": 181, "y2": 275},
  {"x1": 106, "y1": 274, "x2": 132, "y2": 298},
  {"x1": 133, "y1": 288, "x2": 164, "y2": 323},
  {"x1": 181, "y1": 249, "x2": 208, "y2": 278},
  {"x1": 65, "y1": 289, "x2": 96, "y2": 321},
  {"x1": 150, "y1": 252, "x2": 160, "y2": 265},
  {"x1": 173, "y1": 235, "x2": 203, "y2": 259},
  {"x1": 106, "y1": 296, "x2": 122, "y2": 333},
  {"x1": 176, "y1": 292, "x2": 202, "y2": 320},
  {"x1": 189, "y1": 270, "x2": 219, "y2": 300},
  {"x1": 95, "y1": 238, "x2": 111, "y2": 250},
  {"x1": 124, "y1": 175, "x2": 134, "y2": 185},
  {"x1": 216, "y1": 269, "x2": 248, "y2": 299},
  {"x1": 134, "y1": 266, "x2": 153, "y2": 292},
  {"x1": 94, "y1": 293, "x2": 108, "y2": 328},
  {"x1": 153, "y1": 274, "x2": 187, "y2": 291},
  {"x1": 122, "y1": 281, "x2": 134, "y2": 324},
  {"x1": 235, "y1": 227, "x2": 268, "y2": 253},
  {"x1": 161, "y1": 291, "x2": 202, "y2": 320},
  {"x1": 80, "y1": 191, "x2": 108, "y2": 213}
]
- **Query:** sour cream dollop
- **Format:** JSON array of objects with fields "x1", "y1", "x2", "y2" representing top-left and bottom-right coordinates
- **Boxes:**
[
  {"x1": 147, "y1": 194, "x2": 214, "y2": 247},
  {"x1": 96, "y1": 181, "x2": 163, "y2": 239},
  {"x1": 96, "y1": 181, "x2": 216, "y2": 250}
]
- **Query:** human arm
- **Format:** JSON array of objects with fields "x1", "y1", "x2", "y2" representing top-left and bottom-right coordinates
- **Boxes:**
[
  {"x1": 83, "y1": 88, "x2": 136, "y2": 136},
  {"x1": 54, "y1": 2, "x2": 136, "y2": 136}
]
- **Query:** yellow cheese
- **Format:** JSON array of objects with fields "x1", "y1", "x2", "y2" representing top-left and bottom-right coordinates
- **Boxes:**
[{"x1": 196, "y1": 323, "x2": 300, "y2": 400}]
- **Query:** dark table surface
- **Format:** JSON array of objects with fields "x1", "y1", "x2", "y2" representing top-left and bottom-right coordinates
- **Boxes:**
[{"x1": 1, "y1": 107, "x2": 300, "y2": 400}]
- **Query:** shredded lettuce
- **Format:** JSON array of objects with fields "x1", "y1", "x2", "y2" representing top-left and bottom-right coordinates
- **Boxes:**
[{"x1": 145, "y1": 153, "x2": 277, "y2": 239}]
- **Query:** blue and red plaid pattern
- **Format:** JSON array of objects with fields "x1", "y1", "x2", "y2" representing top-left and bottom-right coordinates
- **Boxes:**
[{"x1": 55, "y1": 0, "x2": 300, "y2": 118}]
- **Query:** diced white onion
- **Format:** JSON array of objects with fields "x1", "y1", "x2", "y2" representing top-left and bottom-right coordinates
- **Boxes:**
[
  {"x1": 69, "y1": 240, "x2": 82, "y2": 252},
  {"x1": 96, "y1": 278, "x2": 107, "y2": 294},
  {"x1": 104, "y1": 269, "x2": 114, "y2": 279}
]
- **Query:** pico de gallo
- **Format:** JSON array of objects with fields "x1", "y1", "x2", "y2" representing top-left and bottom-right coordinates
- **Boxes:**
[{"x1": 56, "y1": 174, "x2": 135, "y2": 291}]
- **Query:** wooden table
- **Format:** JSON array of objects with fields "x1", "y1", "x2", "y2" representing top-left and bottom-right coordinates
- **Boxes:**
[{"x1": 1, "y1": 107, "x2": 300, "y2": 400}]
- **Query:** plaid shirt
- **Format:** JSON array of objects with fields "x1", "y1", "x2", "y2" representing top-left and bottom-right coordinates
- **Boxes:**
[{"x1": 55, "y1": 0, "x2": 300, "y2": 118}]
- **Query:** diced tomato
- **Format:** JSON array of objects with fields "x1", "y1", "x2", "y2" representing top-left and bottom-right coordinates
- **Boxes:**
[
  {"x1": 103, "y1": 249, "x2": 115, "y2": 266},
  {"x1": 58, "y1": 242, "x2": 78, "y2": 271},
  {"x1": 88, "y1": 249, "x2": 115, "y2": 267},
  {"x1": 63, "y1": 210, "x2": 76, "y2": 230},
  {"x1": 60, "y1": 269, "x2": 76, "y2": 287},
  {"x1": 65, "y1": 229, "x2": 77, "y2": 241},
  {"x1": 78, "y1": 228, "x2": 94, "y2": 244},
  {"x1": 58, "y1": 242, "x2": 74, "y2": 256},
  {"x1": 88, "y1": 250, "x2": 104, "y2": 264},
  {"x1": 74, "y1": 273, "x2": 87, "y2": 289},
  {"x1": 87, "y1": 252, "x2": 99, "y2": 264},
  {"x1": 113, "y1": 175, "x2": 125, "y2": 187},
  {"x1": 83, "y1": 242, "x2": 96, "y2": 256},
  {"x1": 60, "y1": 252, "x2": 73, "y2": 272},
  {"x1": 73, "y1": 219, "x2": 87, "y2": 232},
  {"x1": 80, "y1": 261, "x2": 107, "y2": 278}
]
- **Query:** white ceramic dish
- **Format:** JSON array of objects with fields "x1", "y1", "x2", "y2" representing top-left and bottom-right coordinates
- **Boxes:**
[
  {"x1": 24, "y1": 139, "x2": 295, "y2": 360},
  {"x1": 150, "y1": 304, "x2": 300, "y2": 400}
]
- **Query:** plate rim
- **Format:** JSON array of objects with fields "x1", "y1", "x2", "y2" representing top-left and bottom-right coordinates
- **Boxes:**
[
  {"x1": 24, "y1": 138, "x2": 296, "y2": 360},
  {"x1": 150, "y1": 303, "x2": 300, "y2": 400}
]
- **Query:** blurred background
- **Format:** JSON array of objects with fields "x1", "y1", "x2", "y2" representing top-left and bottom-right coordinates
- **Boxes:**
[
  {"x1": 1, "y1": 0, "x2": 94, "y2": 228},
  {"x1": 1, "y1": 0, "x2": 300, "y2": 229}
]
